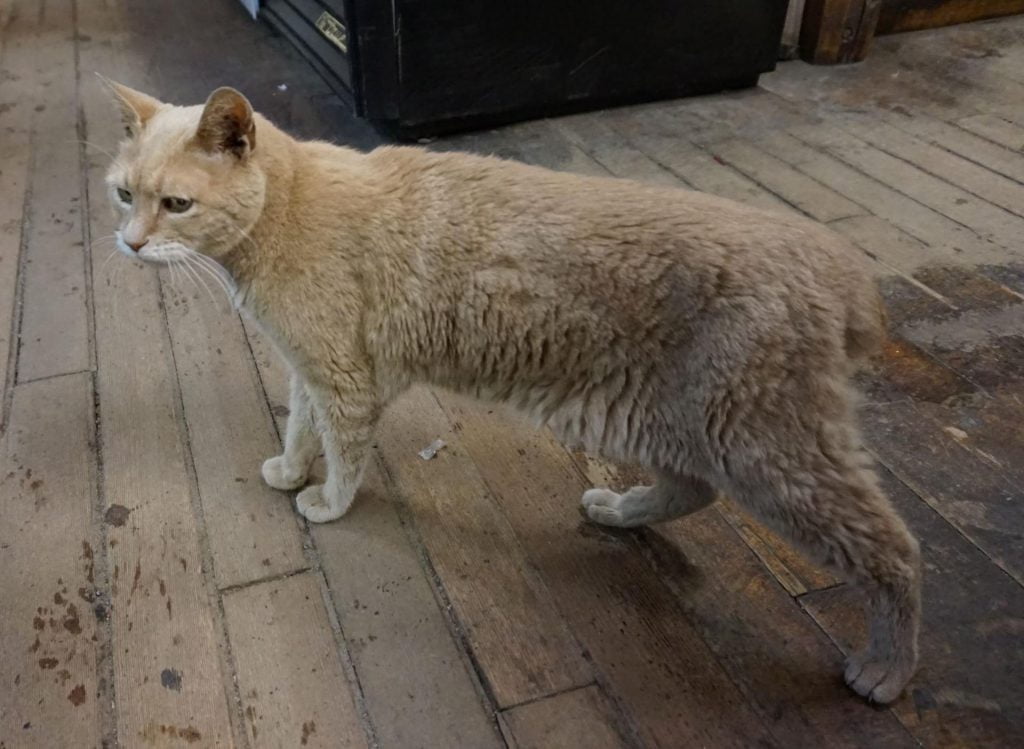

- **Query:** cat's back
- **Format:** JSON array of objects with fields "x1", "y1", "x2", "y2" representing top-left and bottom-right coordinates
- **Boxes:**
[{"x1": 366, "y1": 145, "x2": 869, "y2": 295}]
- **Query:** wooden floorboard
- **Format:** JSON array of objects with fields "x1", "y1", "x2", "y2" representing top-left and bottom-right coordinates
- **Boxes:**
[
  {"x1": 2, "y1": 4, "x2": 1023, "y2": 747},
  {"x1": 0, "y1": 374, "x2": 101, "y2": 748}
]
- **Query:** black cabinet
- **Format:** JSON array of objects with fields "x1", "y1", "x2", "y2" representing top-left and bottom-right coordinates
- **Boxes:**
[{"x1": 262, "y1": 1, "x2": 790, "y2": 139}]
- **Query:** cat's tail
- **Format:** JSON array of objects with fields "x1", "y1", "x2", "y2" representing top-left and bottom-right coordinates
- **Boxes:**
[{"x1": 844, "y1": 283, "x2": 887, "y2": 362}]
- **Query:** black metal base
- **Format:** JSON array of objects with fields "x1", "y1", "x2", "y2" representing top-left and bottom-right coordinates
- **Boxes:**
[{"x1": 262, "y1": 0, "x2": 787, "y2": 141}]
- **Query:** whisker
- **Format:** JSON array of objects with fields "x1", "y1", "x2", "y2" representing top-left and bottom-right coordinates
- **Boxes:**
[
  {"x1": 178, "y1": 253, "x2": 219, "y2": 306},
  {"x1": 188, "y1": 251, "x2": 236, "y2": 300},
  {"x1": 73, "y1": 139, "x2": 118, "y2": 161},
  {"x1": 100, "y1": 248, "x2": 120, "y2": 274},
  {"x1": 167, "y1": 261, "x2": 181, "y2": 296}
]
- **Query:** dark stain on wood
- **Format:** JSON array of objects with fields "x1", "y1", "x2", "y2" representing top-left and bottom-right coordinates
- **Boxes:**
[
  {"x1": 104, "y1": 504, "x2": 131, "y2": 526},
  {"x1": 160, "y1": 668, "x2": 182, "y2": 692},
  {"x1": 63, "y1": 604, "x2": 82, "y2": 635},
  {"x1": 300, "y1": 720, "x2": 317, "y2": 745},
  {"x1": 67, "y1": 684, "x2": 87, "y2": 706}
]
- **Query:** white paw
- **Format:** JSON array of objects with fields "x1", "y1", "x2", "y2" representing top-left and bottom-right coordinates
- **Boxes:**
[
  {"x1": 844, "y1": 649, "x2": 914, "y2": 704},
  {"x1": 261, "y1": 455, "x2": 308, "y2": 491},
  {"x1": 296, "y1": 485, "x2": 345, "y2": 523},
  {"x1": 581, "y1": 488, "x2": 628, "y2": 527}
]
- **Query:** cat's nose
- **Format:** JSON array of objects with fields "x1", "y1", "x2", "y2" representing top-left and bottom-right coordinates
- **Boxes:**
[{"x1": 127, "y1": 238, "x2": 148, "y2": 252}]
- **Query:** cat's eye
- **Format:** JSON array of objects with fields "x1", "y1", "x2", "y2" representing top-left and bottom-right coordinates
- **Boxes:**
[
  {"x1": 162, "y1": 197, "x2": 194, "y2": 214},
  {"x1": 116, "y1": 187, "x2": 132, "y2": 205}
]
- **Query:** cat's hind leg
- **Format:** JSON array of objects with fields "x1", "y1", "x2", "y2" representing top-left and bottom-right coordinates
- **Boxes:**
[
  {"x1": 262, "y1": 373, "x2": 320, "y2": 490},
  {"x1": 582, "y1": 472, "x2": 717, "y2": 528},
  {"x1": 727, "y1": 422, "x2": 921, "y2": 704}
]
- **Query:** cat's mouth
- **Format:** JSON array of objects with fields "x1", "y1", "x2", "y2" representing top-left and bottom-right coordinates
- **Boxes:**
[
  {"x1": 115, "y1": 232, "x2": 191, "y2": 266},
  {"x1": 114, "y1": 232, "x2": 237, "y2": 300}
]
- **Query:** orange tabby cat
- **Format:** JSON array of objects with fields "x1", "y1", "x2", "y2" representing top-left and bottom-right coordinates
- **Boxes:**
[{"x1": 105, "y1": 83, "x2": 920, "y2": 704}]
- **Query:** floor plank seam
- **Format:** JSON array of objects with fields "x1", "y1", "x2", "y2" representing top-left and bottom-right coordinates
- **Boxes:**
[
  {"x1": 953, "y1": 114, "x2": 1021, "y2": 150},
  {"x1": 832, "y1": 120, "x2": 1024, "y2": 220},
  {"x1": 884, "y1": 117, "x2": 1024, "y2": 190},
  {"x1": 72, "y1": 4, "x2": 118, "y2": 738},
  {"x1": 785, "y1": 127, "x2": 1017, "y2": 257},
  {"x1": 236, "y1": 315, "x2": 387, "y2": 747},
  {"x1": 310, "y1": 566, "x2": 384, "y2": 749},
  {"x1": 157, "y1": 273, "x2": 254, "y2": 749},
  {"x1": 72, "y1": 0, "x2": 98, "y2": 378},
  {"x1": 868, "y1": 448, "x2": 1024, "y2": 590},
  {"x1": 700, "y1": 137, "x2": 870, "y2": 224},
  {"x1": 0, "y1": 128, "x2": 34, "y2": 435},
  {"x1": 425, "y1": 414, "x2": 677, "y2": 749},
  {"x1": 373, "y1": 451, "x2": 508, "y2": 732},
  {"x1": 217, "y1": 566, "x2": 313, "y2": 596},
  {"x1": 85, "y1": 366, "x2": 119, "y2": 749},
  {"x1": 497, "y1": 681, "x2": 599, "y2": 712},
  {"x1": 13, "y1": 367, "x2": 95, "y2": 387},
  {"x1": 602, "y1": 122, "x2": 702, "y2": 191}
]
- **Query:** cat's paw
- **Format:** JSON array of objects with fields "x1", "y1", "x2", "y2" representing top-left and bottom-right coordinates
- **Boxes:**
[
  {"x1": 296, "y1": 484, "x2": 345, "y2": 523},
  {"x1": 261, "y1": 455, "x2": 308, "y2": 491},
  {"x1": 844, "y1": 648, "x2": 915, "y2": 704},
  {"x1": 581, "y1": 488, "x2": 629, "y2": 527}
]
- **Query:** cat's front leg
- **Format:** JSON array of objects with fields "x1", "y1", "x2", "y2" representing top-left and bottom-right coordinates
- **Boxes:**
[
  {"x1": 262, "y1": 372, "x2": 321, "y2": 490},
  {"x1": 294, "y1": 383, "x2": 377, "y2": 523}
]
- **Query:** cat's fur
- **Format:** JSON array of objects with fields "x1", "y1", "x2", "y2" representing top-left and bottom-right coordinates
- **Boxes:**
[{"x1": 105, "y1": 83, "x2": 921, "y2": 704}]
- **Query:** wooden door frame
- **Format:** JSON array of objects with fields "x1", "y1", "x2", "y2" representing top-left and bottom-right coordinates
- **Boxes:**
[
  {"x1": 800, "y1": 0, "x2": 883, "y2": 64},
  {"x1": 781, "y1": 0, "x2": 807, "y2": 59}
]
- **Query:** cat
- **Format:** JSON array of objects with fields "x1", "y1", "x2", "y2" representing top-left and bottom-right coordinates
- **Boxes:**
[{"x1": 104, "y1": 82, "x2": 921, "y2": 705}]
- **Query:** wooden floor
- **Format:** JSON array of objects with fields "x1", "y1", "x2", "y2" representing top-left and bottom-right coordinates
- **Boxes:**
[{"x1": 2, "y1": 2, "x2": 1023, "y2": 747}]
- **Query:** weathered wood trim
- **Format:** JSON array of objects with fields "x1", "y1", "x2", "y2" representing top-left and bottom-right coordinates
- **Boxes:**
[
  {"x1": 781, "y1": 0, "x2": 808, "y2": 59},
  {"x1": 878, "y1": 0, "x2": 1024, "y2": 34},
  {"x1": 800, "y1": 0, "x2": 883, "y2": 64}
]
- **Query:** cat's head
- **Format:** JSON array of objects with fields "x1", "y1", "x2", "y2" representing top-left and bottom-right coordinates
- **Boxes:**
[{"x1": 103, "y1": 81, "x2": 266, "y2": 265}]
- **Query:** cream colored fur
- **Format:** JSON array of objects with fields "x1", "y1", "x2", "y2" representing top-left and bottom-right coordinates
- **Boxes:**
[{"x1": 105, "y1": 83, "x2": 921, "y2": 704}]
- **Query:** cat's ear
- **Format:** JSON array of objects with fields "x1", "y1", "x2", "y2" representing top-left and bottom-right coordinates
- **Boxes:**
[
  {"x1": 99, "y1": 76, "x2": 163, "y2": 138},
  {"x1": 194, "y1": 87, "x2": 256, "y2": 159}
]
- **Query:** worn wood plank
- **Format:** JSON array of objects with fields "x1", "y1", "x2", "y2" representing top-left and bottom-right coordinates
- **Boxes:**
[
  {"x1": 498, "y1": 685, "x2": 629, "y2": 749},
  {"x1": 708, "y1": 137, "x2": 865, "y2": 222},
  {"x1": 957, "y1": 113, "x2": 1024, "y2": 152},
  {"x1": 757, "y1": 130, "x2": 1010, "y2": 265},
  {"x1": 761, "y1": 38, "x2": 999, "y2": 123},
  {"x1": 0, "y1": 137, "x2": 27, "y2": 416},
  {"x1": 866, "y1": 30, "x2": 1024, "y2": 124},
  {"x1": 13, "y1": 0, "x2": 90, "y2": 384},
  {"x1": 162, "y1": 283, "x2": 308, "y2": 589},
  {"x1": 223, "y1": 572, "x2": 368, "y2": 749},
  {"x1": 78, "y1": 0, "x2": 237, "y2": 742},
  {"x1": 0, "y1": 2, "x2": 34, "y2": 422},
  {"x1": 311, "y1": 460, "x2": 503, "y2": 749},
  {"x1": 608, "y1": 119, "x2": 794, "y2": 212},
  {"x1": 882, "y1": 109, "x2": 1024, "y2": 185},
  {"x1": 553, "y1": 116, "x2": 688, "y2": 188},
  {"x1": 865, "y1": 400, "x2": 1024, "y2": 584},
  {"x1": 376, "y1": 387, "x2": 593, "y2": 709},
  {"x1": 801, "y1": 467, "x2": 1024, "y2": 746},
  {"x1": 884, "y1": 265, "x2": 1024, "y2": 393},
  {"x1": 841, "y1": 116, "x2": 1024, "y2": 218},
  {"x1": 791, "y1": 124, "x2": 1024, "y2": 255},
  {"x1": 0, "y1": 374, "x2": 100, "y2": 747},
  {"x1": 437, "y1": 396, "x2": 777, "y2": 748}
]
